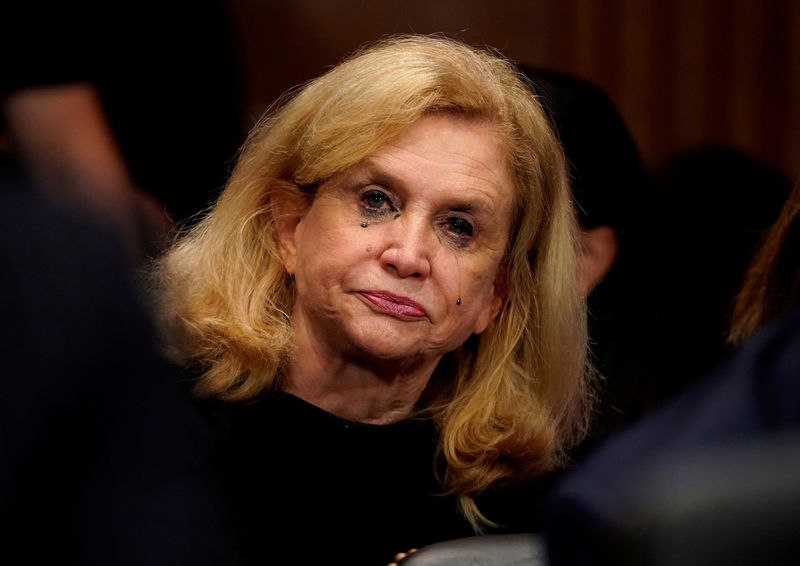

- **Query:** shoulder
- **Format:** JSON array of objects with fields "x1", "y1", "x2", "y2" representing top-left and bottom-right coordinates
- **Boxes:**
[{"x1": 542, "y1": 306, "x2": 800, "y2": 564}]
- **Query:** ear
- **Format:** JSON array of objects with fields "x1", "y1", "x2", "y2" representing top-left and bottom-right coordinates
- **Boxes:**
[
  {"x1": 270, "y1": 183, "x2": 307, "y2": 275},
  {"x1": 578, "y1": 225, "x2": 619, "y2": 295},
  {"x1": 472, "y1": 268, "x2": 508, "y2": 335}
]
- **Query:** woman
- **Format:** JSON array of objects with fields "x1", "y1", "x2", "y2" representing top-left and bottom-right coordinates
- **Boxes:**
[
  {"x1": 728, "y1": 177, "x2": 800, "y2": 345},
  {"x1": 153, "y1": 35, "x2": 592, "y2": 565}
]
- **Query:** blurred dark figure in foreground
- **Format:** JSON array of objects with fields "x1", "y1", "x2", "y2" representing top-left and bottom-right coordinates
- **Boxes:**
[
  {"x1": 653, "y1": 145, "x2": 792, "y2": 399},
  {"x1": 1, "y1": 0, "x2": 245, "y2": 262},
  {"x1": 520, "y1": 66, "x2": 665, "y2": 453},
  {"x1": 0, "y1": 182, "x2": 230, "y2": 564},
  {"x1": 544, "y1": 176, "x2": 800, "y2": 566}
]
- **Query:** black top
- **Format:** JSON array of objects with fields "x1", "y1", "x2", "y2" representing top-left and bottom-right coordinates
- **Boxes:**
[
  {"x1": 195, "y1": 390, "x2": 553, "y2": 565},
  {"x1": 196, "y1": 390, "x2": 474, "y2": 565}
]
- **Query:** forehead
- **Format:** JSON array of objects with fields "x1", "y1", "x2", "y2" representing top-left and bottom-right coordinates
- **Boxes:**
[{"x1": 354, "y1": 114, "x2": 516, "y2": 210}]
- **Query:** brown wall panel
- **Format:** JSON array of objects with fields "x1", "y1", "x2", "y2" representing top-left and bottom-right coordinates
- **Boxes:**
[{"x1": 227, "y1": 0, "x2": 799, "y2": 179}]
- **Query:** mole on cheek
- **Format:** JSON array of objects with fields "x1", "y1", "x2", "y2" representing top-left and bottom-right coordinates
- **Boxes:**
[{"x1": 365, "y1": 245, "x2": 372, "y2": 253}]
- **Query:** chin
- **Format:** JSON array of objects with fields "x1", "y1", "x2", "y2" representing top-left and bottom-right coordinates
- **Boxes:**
[
  {"x1": 345, "y1": 322, "x2": 431, "y2": 363},
  {"x1": 352, "y1": 337, "x2": 421, "y2": 362}
]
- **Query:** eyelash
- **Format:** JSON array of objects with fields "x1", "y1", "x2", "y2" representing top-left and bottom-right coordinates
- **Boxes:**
[
  {"x1": 360, "y1": 189, "x2": 397, "y2": 216},
  {"x1": 358, "y1": 188, "x2": 475, "y2": 247},
  {"x1": 437, "y1": 216, "x2": 474, "y2": 248}
]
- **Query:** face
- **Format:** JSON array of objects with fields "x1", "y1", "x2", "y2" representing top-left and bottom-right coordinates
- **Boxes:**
[{"x1": 276, "y1": 114, "x2": 516, "y2": 369}]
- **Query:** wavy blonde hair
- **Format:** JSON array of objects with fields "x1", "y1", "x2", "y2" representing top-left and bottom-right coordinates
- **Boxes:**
[{"x1": 153, "y1": 34, "x2": 592, "y2": 528}]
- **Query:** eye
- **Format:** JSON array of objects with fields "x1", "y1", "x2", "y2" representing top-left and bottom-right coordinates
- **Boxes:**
[
  {"x1": 437, "y1": 215, "x2": 475, "y2": 249},
  {"x1": 447, "y1": 217, "x2": 473, "y2": 237},
  {"x1": 365, "y1": 191, "x2": 388, "y2": 209},
  {"x1": 360, "y1": 189, "x2": 396, "y2": 214}
]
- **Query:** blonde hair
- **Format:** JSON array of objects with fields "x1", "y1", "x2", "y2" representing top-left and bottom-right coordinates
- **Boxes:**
[
  {"x1": 729, "y1": 179, "x2": 800, "y2": 346},
  {"x1": 153, "y1": 34, "x2": 592, "y2": 529}
]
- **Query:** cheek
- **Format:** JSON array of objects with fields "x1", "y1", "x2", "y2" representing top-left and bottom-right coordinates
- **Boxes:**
[
  {"x1": 295, "y1": 224, "x2": 369, "y2": 287},
  {"x1": 297, "y1": 203, "x2": 354, "y2": 255},
  {"x1": 459, "y1": 261, "x2": 502, "y2": 317},
  {"x1": 461, "y1": 276, "x2": 499, "y2": 335},
  {"x1": 459, "y1": 256, "x2": 500, "y2": 295}
]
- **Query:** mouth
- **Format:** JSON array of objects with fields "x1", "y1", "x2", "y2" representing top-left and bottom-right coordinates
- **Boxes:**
[{"x1": 360, "y1": 291, "x2": 427, "y2": 318}]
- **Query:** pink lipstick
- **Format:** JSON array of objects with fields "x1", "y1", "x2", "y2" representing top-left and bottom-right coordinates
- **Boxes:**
[{"x1": 360, "y1": 291, "x2": 427, "y2": 318}]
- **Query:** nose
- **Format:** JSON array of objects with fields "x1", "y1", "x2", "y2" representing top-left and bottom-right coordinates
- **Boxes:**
[{"x1": 378, "y1": 214, "x2": 433, "y2": 279}]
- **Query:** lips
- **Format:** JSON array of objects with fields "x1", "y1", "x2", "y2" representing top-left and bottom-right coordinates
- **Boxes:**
[{"x1": 360, "y1": 291, "x2": 427, "y2": 318}]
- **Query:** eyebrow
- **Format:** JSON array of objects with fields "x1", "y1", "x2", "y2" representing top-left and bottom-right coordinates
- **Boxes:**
[{"x1": 355, "y1": 160, "x2": 400, "y2": 189}]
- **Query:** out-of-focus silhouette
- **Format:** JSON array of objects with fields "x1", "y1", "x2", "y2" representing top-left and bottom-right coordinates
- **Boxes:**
[
  {"x1": 727, "y1": 175, "x2": 800, "y2": 346},
  {"x1": 0, "y1": 182, "x2": 231, "y2": 564},
  {"x1": 2, "y1": 0, "x2": 245, "y2": 262},
  {"x1": 544, "y1": 176, "x2": 800, "y2": 566},
  {"x1": 520, "y1": 66, "x2": 665, "y2": 453},
  {"x1": 652, "y1": 145, "x2": 792, "y2": 400}
]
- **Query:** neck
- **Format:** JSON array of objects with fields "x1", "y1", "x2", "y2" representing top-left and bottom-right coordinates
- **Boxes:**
[{"x1": 282, "y1": 332, "x2": 439, "y2": 425}]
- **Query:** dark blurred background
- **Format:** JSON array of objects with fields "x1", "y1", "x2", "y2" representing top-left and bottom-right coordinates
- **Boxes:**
[{"x1": 227, "y1": 0, "x2": 799, "y2": 181}]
